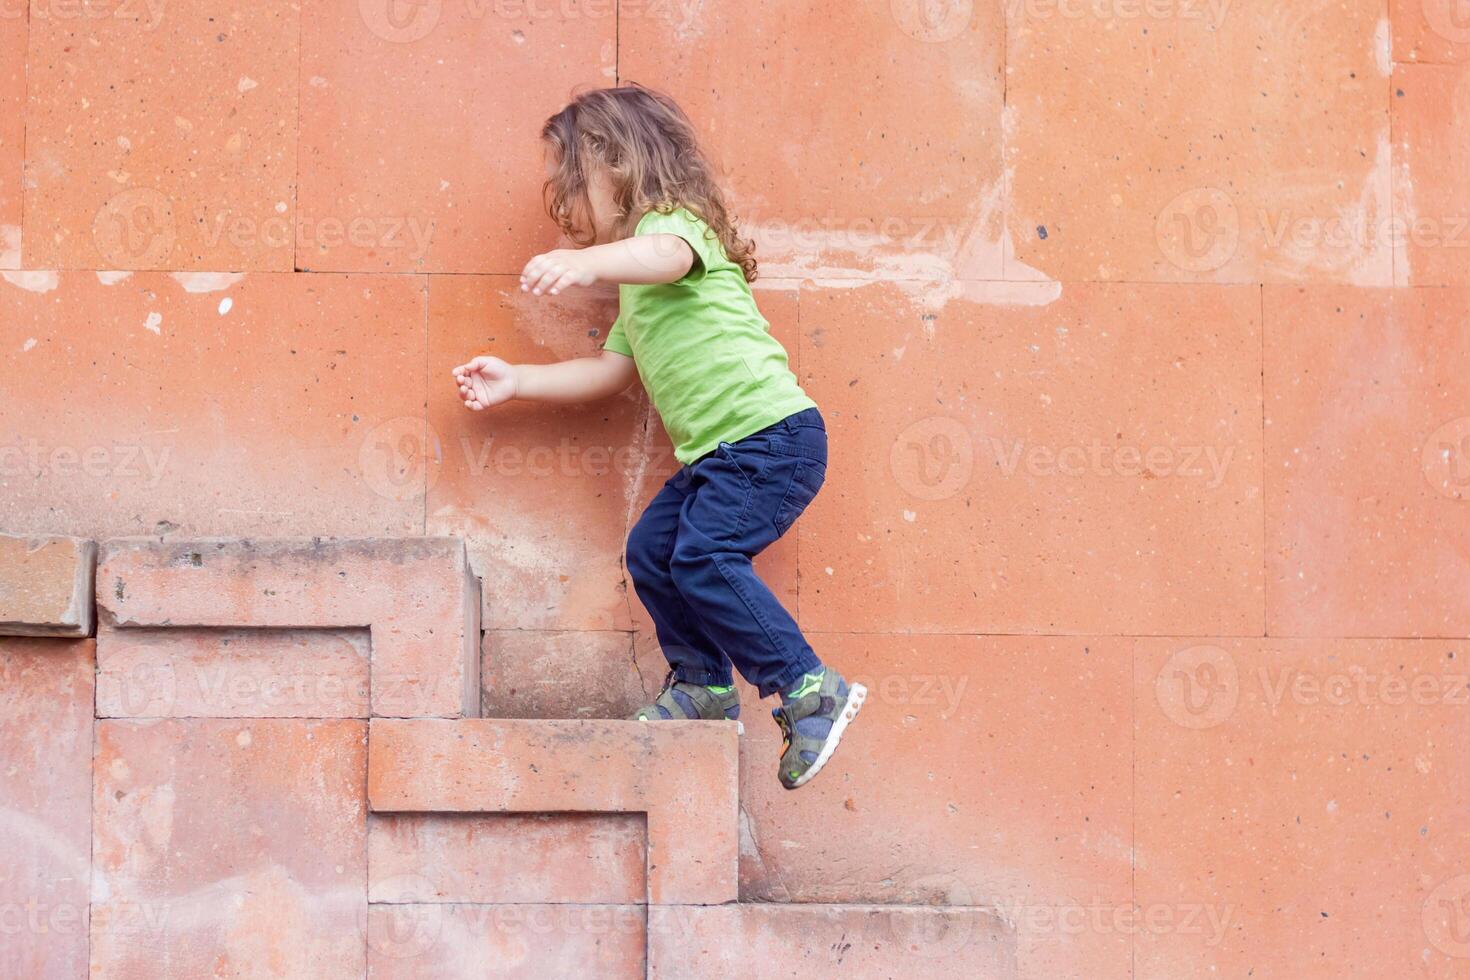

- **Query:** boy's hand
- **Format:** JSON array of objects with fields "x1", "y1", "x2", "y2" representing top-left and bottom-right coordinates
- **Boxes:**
[
  {"x1": 452, "y1": 356, "x2": 518, "y2": 410},
  {"x1": 520, "y1": 248, "x2": 598, "y2": 296}
]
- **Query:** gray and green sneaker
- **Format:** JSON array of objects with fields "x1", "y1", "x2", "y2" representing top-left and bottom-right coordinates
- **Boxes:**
[
  {"x1": 633, "y1": 670, "x2": 741, "y2": 728},
  {"x1": 772, "y1": 668, "x2": 866, "y2": 790}
]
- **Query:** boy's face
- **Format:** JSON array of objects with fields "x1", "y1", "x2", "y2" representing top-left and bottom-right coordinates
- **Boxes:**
[
  {"x1": 545, "y1": 149, "x2": 619, "y2": 245},
  {"x1": 584, "y1": 168, "x2": 619, "y2": 245}
]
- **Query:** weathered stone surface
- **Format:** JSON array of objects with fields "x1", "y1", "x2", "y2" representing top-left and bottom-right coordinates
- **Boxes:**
[
  {"x1": 90, "y1": 718, "x2": 368, "y2": 979},
  {"x1": 647, "y1": 903, "x2": 1016, "y2": 979},
  {"x1": 369, "y1": 718, "x2": 738, "y2": 905},
  {"x1": 481, "y1": 630, "x2": 664, "y2": 719},
  {"x1": 369, "y1": 812, "x2": 645, "y2": 905},
  {"x1": 0, "y1": 533, "x2": 95, "y2": 637},
  {"x1": 1136, "y1": 637, "x2": 1470, "y2": 976},
  {"x1": 366, "y1": 904, "x2": 646, "y2": 979},
  {"x1": 1264, "y1": 286, "x2": 1470, "y2": 636},
  {"x1": 24, "y1": 1, "x2": 299, "y2": 271},
  {"x1": 0, "y1": 272, "x2": 430, "y2": 541},
  {"x1": 0, "y1": 639, "x2": 95, "y2": 980},
  {"x1": 96, "y1": 625, "x2": 371, "y2": 718},
  {"x1": 97, "y1": 537, "x2": 479, "y2": 718},
  {"x1": 798, "y1": 280, "x2": 1265, "y2": 637},
  {"x1": 0, "y1": 13, "x2": 21, "y2": 269}
]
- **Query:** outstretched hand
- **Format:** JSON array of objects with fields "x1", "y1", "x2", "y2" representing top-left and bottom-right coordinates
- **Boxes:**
[
  {"x1": 451, "y1": 356, "x2": 518, "y2": 411},
  {"x1": 520, "y1": 248, "x2": 598, "y2": 296}
]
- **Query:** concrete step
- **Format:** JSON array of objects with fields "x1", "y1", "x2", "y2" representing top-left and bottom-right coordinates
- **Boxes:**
[
  {"x1": 0, "y1": 532, "x2": 95, "y2": 637},
  {"x1": 96, "y1": 536, "x2": 480, "y2": 718},
  {"x1": 368, "y1": 717, "x2": 740, "y2": 906}
]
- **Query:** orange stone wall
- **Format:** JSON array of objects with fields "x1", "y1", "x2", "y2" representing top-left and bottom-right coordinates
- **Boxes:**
[{"x1": 2, "y1": 2, "x2": 1469, "y2": 977}]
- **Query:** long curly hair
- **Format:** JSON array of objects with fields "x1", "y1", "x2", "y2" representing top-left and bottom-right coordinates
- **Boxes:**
[{"x1": 541, "y1": 84, "x2": 758, "y2": 282}]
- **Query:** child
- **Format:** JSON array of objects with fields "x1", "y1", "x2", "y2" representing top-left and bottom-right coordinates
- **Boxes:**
[{"x1": 451, "y1": 85, "x2": 864, "y2": 789}]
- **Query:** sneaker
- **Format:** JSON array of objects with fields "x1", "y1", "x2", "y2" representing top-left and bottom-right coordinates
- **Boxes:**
[
  {"x1": 772, "y1": 668, "x2": 866, "y2": 789},
  {"x1": 632, "y1": 670, "x2": 741, "y2": 726}
]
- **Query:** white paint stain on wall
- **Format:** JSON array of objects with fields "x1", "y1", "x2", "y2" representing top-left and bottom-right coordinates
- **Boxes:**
[
  {"x1": 171, "y1": 272, "x2": 246, "y2": 294},
  {"x1": 1373, "y1": 17, "x2": 1392, "y2": 77},
  {"x1": 2, "y1": 271, "x2": 60, "y2": 293},
  {"x1": 0, "y1": 224, "x2": 20, "y2": 268},
  {"x1": 742, "y1": 172, "x2": 1061, "y2": 312},
  {"x1": 97, "y1": 271, "x2": 134, "y2": 285}
]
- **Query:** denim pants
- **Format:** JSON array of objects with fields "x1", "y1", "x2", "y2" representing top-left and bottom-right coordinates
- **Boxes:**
[{"x1": 626, "y1": 408, "x2": 827, "y2": 698}]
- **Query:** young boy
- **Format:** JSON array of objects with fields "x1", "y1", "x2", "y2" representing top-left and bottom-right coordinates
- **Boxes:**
[{"x1": 452, "y1": 85, "x2": 864, "y2": 789}]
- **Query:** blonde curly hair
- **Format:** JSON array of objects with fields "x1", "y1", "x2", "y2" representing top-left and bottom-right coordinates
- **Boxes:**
[{"x1": 541, "y1": 84, "x2": 758, "y2": 282}]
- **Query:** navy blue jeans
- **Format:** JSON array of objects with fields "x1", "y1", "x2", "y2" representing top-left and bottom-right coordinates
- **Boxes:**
[{"x1": 626, "y1": 408, "x2": 827, "y2": 698}]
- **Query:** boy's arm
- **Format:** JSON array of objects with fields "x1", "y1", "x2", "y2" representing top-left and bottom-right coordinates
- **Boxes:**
[
  {"x1": 517, "y1": 350, "x2": 638, "y2": 404},
  {"x1": 521, "y1": 235, "x2": 695, "y2": 294},
  {"x1": 452, "y1": 350, "x2": 637, "y2": 410}
]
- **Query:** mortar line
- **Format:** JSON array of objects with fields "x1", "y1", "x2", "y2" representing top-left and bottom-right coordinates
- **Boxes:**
[
  {"x1": 802, "y1": 630, "x2": 1469, "y2": 642},
  {"x1": 617, "y1": 397, "x2": 656, "y2": 633},
  {"x1": 361, "y1": 713, "x2": 372, "y2": 973},
  {"x1": 1129, "y1": 636, "x2": 1136, "y2": 980},
  {"x1": 16, "y1": 1, "x2": 30, "y2": 271},
  {"x1": 420, "y1": 273, "x2": 431, "y2": 535},
  {"x1": 291, "y1": 3, "x2": 304, "y2": 273},
  {"x1": 1259, "y1": 281, "x2": 1268, "y2": 638},
  {"x1": 1387, "y1": 35, "x2": 1400, "y2": 288},
  {"x1": 1000, "y1": 0, "x2": 1010, "y2": 282},
  {"x1": 87, "y1": 645, "x2": 98, "y2": 976},
  {"x1": 793, "y1": 282, "x2": 804, "y2": 626},
  {"x1": 38, "y1": 264, "x2": 1464, "y2": 291}
]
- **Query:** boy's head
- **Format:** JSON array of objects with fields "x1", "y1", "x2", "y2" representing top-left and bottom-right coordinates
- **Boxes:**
[{"x1": 541, "y1": 84, "x2": 757, "y2": 281}]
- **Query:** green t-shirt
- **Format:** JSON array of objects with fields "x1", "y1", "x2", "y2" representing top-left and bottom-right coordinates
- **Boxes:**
[{"x1": 604, "y1": 207, "x2": 816, "y2": 464}]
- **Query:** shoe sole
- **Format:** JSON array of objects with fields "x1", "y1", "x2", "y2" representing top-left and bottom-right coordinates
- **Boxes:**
[
  {"x1": 637, "y1": 716, "x2": 745, "y2": 735},
  {"x1": 786, "y1": 683, "x2": 866, "y2": 790}
]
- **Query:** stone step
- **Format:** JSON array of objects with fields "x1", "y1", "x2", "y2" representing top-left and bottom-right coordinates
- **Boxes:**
[
  {"x1": 649, "y1": 903, "x2": 1017, "y2": 979},
  {"x1": 368, "y1": 718, "x2": 740, "y2": 906},
  {"x1": 96, "y1": 537, "x2": 480, "y2": 718},
  {"x1": 0, "y1": 532, "x2": 96, "y2": 637}
]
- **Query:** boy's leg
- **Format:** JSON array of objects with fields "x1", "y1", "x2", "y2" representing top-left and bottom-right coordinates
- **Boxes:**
[
  {"x1": 626, "y1": 470, "x2": 734, "y2": 688},
  {"x1": 670, "y1": 409, "x2": 866, "y2": 787},
  {"x1": 667, "y1": 413, "x2": 828, "y2": 698}
]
